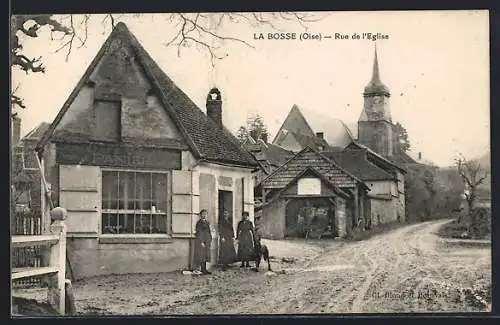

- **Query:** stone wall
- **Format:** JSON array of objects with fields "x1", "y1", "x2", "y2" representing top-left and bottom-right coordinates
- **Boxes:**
[
  {"x1": 369, "y1": 198, "x2": 397, "y2": 226},
  {"x1": 259, "y1": 200, "x2": 286, "y2": 239},
  {"x1": 358, "y1": 120, "x2": 394, "y2": 157},
  {"x1": 66, "y1": 237, "x2": 190, "y2": 280}
]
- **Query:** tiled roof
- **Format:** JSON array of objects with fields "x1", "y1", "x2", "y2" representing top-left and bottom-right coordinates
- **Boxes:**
[
  {"x1": 274, "y1": 104, "x2": 355, "y2": 149},
  {"x1": 243, "y1": 140, "x2": 294, "y2": 174},
  {"x1": 347, "y1": 141, "x2": 407, "y2": 174},
  {"x1": 23, "y1": 122, "x2": 51, "y2": 140},
  {"x1": 261, "y1": 146, "x2": 366, "y2": 190},
  {"x1": 261, "y1": 143, "x2": 294, "y2": 167},
  {"x1": 287, "y1": 131, "x2": 330, "y2": 151},
  {"x1": 323, "y1": 149, "x2": 395, "y2": 181},
  {"x1": 38, "y1": 22, "x2": 257, "y2": 168}
]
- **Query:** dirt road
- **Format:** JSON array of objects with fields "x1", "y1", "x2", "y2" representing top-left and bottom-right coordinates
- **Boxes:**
[{"x1": 14, "y1": 220, "x2": 491, "y2": 315}]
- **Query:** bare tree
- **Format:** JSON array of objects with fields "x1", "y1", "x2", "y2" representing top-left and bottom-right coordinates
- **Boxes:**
[
  {"x1": 456, "y1": 154, "x2": 489, "y2": 235},
  {"x1": 11, "y1": 13, "x2": 327, "y2": 109},
  {"x1": 456, "y1": 154, "x2": 488, "y2": 212}
]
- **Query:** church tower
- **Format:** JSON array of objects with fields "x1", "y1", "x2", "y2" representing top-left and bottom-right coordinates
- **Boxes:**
[{"x1": 358, "y1": 45, "x2": 394, "y2": 157}]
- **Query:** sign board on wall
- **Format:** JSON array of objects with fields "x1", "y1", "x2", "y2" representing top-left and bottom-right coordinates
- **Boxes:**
[
  {"x1": 56, "y1": 142, "x2": 182, "y2": 170},
  {"x1": 218, "y1": 176, "x2": 233, "y2": 188},
  {"x1": 297, "y1": 177, "x2": 321, "y2": 195}
]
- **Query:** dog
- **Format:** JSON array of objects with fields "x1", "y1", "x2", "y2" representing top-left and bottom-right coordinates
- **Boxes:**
[{"x1": 252, "y1": 235, "x2": 272, "y2": 272}]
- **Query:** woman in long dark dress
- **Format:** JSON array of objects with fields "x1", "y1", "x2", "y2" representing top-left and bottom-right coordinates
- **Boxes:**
[
  {"x1": 194, "y1": 209, "x2": 212, "y2": 275},
  {"x1": 219, "y1": 210, "x2": 236, "y2": 271},
  {"x1": 237, "y1": 211, "x2": 255, "y2": 268}
]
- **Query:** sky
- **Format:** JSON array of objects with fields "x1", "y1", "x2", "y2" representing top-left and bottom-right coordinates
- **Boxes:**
[{"x1": 12, "y1": 11, "x2": 490, "y2": 167}]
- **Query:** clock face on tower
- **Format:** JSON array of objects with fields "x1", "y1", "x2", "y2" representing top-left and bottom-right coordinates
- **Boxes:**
[{"x1": 372, "y1": 96, "x2": 383, "y2": 105}]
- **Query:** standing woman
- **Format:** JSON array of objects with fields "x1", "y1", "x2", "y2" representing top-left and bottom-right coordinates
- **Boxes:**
[
  {"x1": 219, "y1": 210, "x2": 237, "y2": 271},
  {"x1": 194, "y1": 209, "x2": 212, "y2": 275},
  {"x1": 237, "y1": 211, "x2": 255, "y2": 268}
]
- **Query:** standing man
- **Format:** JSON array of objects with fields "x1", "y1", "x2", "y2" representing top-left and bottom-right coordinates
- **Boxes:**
[
  {"x1": 194, "y1": 209, "x2": 212, "y2": 275},
  {"x1": 219, "y1": 210, "x2": 236, "y2": 271},
  {"x1": 237, "y1": 211, "x2": 255, "y2": 268}
]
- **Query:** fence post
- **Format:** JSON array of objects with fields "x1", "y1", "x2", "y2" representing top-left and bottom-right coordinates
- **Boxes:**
[{"x1": 47, "y1": 207, "x2": 67, "y2": 315}]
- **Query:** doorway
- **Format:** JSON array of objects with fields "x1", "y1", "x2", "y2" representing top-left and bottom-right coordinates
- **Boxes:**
[
  {"x1": 219, "y1": 190, "x2": 233, "y2": 223},
  {"x1": 218, "y1": 190, "x2": 233, "y2": 264},
  {"x1": 285, "y1": 198, "x2": 335, "y2": 238}
]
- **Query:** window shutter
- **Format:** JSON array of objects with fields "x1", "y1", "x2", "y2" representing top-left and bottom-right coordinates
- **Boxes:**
[
  {"x1": 234, "y1": 178, "x2": 243, "y2": 224},
  {"x1": 171, "y1": 170, "x2": 200, "y2": 237},
  {"x1": 199, "y1": 173, "x2": 216, "y2": 230},
  {"x1": 59, "y1": 165, "x2": 100, "y2": 234},
  {"x1": 243, "y1": 176, "x2": 255, "y2": 222}
]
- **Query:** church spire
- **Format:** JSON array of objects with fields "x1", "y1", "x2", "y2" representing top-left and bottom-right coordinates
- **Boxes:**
[
  {"x1": 371, "y1": 43, "x2": 381, "y2": 84},
  {"x1": 363, "y1": 43, "x2": 390, "y2": 97}
]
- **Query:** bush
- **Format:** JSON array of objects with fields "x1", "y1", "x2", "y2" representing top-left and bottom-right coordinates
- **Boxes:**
[{"x1": 438, "y1": 208, "x2": 491, "y2": 240}]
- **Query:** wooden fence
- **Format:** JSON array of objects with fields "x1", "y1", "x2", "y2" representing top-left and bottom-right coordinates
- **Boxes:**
[
  {"x1": 11, "y1": 211, "x2": 43, "y2": 287},
  {"x1": 11, "y1": 217, "x2": 67, "y2": 315}
]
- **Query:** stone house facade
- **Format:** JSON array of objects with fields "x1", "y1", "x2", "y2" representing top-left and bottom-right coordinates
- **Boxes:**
[{"x1": 35, "y1": 23, "x2": 257, "y2": 279}]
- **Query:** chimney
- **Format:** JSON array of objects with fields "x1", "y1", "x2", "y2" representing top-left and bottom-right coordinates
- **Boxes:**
[
  {"x1": 206, "y1": 87, "x2": 223, "y2": 129},
  {"x1": 418, "y1": 152, "x2": 422, "y2": 160},
  {"x1": 12, "y1": 114, "x2": 21, "y2": 147},
  {"x1": 316, "y1": 132, "x2": 324, "y2": 139},
  {"x1": 261, "y1": 133, "x2": 268, "y2": 144}
]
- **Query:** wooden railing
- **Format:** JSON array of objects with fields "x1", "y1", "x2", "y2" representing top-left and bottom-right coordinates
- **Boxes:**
[
  {"x1": 11, "y1": 210, "x2": 44, "y2": 287},
  {"x1": 11, "y1": 211, "x2": 67, "y2": 315}
]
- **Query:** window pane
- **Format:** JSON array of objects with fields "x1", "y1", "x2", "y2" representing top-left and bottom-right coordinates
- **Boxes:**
[
  {"x1": 135, "y1": 173, "x2": 152, "y2": 211},
  {"x1": 135, "y1": 214, "x2": 151, "y2": 234},
  {"x1": 102, "y1": 213, "x2": 119, "y2": 234},
  {"x1": 152, "y1": 173, "x2": 168, "y2": 213},
  {"x1": 152, "y1": 214, "x2": 167, "y2": 234},
  {"x1": 121, "y1": 214, "x2": 135, "y2": 234},
  {"x1": 125, "y1": 172, "x2": 135, "y2": 210},
  {"x1": 102, "y1": 213, "x2": 110, "y2": 234},
  {"x1": 117, "y1": 172, "x2": 124, "y2": 210},
  {"x1": 102, "y1": 171, "x2": 118, "y2": 210},
  {"x1": 118, "y1": 214, "x2": 126, "y2": 234}
]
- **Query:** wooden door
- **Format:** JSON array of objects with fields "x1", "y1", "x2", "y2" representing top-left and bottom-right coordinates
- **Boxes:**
[{"x1": 218, "y1": 190, "x2": 233, "y2": 264}]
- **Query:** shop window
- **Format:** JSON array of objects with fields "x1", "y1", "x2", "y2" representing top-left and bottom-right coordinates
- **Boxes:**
[{"x1": 101, "y1": 170, "x2": 168, "y2": 234}]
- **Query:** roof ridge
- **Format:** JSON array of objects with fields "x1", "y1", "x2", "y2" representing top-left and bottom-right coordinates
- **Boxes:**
[
  {"x1": 36, "y1": 22, "x2": 256, "y2": 167},
  {"x1": 260, "y1": 145, "x2": 367, "y2": 190}
]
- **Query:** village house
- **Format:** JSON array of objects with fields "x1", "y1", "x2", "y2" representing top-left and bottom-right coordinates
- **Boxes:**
[
  {"x1": 241, "y1": 135, "x2": 294, "y2": 196},
  {"x1": 11, "y1": 117, "x2": 51, "y2": 214},
  {"x1": 253, "y1": 47, "x2": 410, "y2": 238},
  {"x1": 35, "y1": 22, "x2": 258, "y2": 279}
]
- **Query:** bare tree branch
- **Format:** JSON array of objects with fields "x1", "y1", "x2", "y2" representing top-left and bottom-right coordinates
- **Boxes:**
[
  {"x1": 12, "y1": 12, "x2": 325, "y2": 105},
  {"x1": 11, "y1": 94, "x2": 26, "y2": 109},
  {"x1": 77, "y1": 14, "x2": 90, "y2": 48},
  {"x1": 455, "y1": 153, "x2": 489, "y2": 217},
  {"x1": 53, "y1": 15, "x2": 76, "y2": 61}
]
